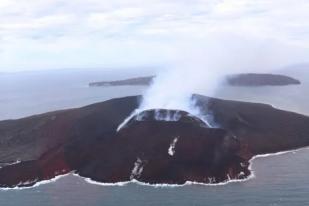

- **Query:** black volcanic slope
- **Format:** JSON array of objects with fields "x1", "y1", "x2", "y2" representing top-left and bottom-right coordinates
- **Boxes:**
[{"x1": 0, "y1": 95, "x2": 309, "y2": 188}]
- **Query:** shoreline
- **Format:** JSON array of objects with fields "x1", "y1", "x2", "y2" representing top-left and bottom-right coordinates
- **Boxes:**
[{"x1": 1, "y1": 147, "x2": 308, "y2": 191}]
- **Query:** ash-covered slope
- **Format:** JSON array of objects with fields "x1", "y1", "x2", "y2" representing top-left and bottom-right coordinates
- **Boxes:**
[{"x1": 0, "y1": 95, "x2": 309, "y2": 188}]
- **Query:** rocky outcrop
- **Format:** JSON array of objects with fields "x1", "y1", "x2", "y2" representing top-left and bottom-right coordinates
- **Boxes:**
[{"x1": 0, "y1": 95, "x2": 309, "y2": 188}]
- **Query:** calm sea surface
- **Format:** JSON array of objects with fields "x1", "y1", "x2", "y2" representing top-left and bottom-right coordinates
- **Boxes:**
[{"x1": 0, "y1": 68, "x2": 308, "y2": 206}]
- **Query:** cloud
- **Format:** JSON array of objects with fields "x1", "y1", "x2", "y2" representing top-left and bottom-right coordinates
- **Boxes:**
[{"x1": 0, "y1": 0, "x2": 309, "y2": 71}]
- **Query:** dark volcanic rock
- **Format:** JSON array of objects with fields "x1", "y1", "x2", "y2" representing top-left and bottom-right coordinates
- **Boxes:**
[
  {"x1": 193, "y1": 95, "x2": 309, "y2": 157},
  {"x1": 227, "y1": 73, "x2": 301, "y2": 86},
  {"x1": 70, "y1": 110, "x2": 249, "y2": 184},
  {"x1": 0, "y1": 95, "x2": 309, "y2": 188},
  {"x1": 0, "y1": 96, "x2": 141, "y2": 187},
  {"x1": 89, "y1": 76, "x2": 154, "y2": 87}
]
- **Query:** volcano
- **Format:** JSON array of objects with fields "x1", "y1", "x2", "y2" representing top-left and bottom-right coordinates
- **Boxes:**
[{"x1": 0, "y1": 95, "x2": 309, "y2": 188}]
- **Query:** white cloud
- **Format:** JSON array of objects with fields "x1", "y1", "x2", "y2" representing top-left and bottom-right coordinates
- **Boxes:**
[
  {"x1": 0, "y1": 0, "x2": 309, "y2": 71},
  {"x1": 0, "y1": 14, "x2": 75, "y2": 31}
]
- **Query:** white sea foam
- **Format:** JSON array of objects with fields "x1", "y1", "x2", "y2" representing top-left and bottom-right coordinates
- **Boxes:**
[
  {"x1": 75, "y1": 175, "x2": 252, "y2": 188},
  {"x1": 80, "y1": 176, "x2": 131, "y2": 187},
  {"x1": 76, "y1": 147, "x2": 309, "y2": 188},
  {"x1": 0, "y1": 173, "x2": 71, "y2": 191},
  {"x1": 247, "y1": 147, "x2": 309, "y2": 180}
]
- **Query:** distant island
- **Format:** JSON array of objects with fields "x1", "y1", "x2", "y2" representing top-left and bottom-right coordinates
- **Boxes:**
[
  {"x1": 0, "y1": 95, "x2": 309, "y2": 188},
  {"x1": 227, "y1": 73, "x2": 301, "y2": 86},
  {"x1": 89, "y1": 76, "x2": 155, "y2": 87},
  {"x1": 89, "y1": 73, "x2": 300, "y2": 87}
]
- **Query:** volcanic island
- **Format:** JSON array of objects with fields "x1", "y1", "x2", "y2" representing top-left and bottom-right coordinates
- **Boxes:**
[{"x1": 0, "y1": 94, "x2": 309, "y2": 188}]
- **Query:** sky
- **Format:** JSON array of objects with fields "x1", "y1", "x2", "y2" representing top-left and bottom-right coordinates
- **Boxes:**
[{"x1": 0, "y1": 0, "x2": 309, "y2": 72}]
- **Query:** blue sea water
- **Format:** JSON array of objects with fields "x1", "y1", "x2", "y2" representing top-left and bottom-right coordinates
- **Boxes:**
[{"x1": 0, "y1": 67, "x2": 309, "y2": 206}]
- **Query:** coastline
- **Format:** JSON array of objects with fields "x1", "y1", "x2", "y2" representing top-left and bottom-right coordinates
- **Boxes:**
[{"x1": 1, "y1": 147, "x2": 308, "y2": 191}]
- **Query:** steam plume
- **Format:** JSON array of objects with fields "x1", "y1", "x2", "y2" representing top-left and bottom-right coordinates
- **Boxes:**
[{"x1": 117, "y1": 34, "x2": 306, "y2": 131}]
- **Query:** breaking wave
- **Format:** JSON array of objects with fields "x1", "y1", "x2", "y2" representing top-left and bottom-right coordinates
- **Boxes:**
[{"x1": 0, "y1": 173, "x2": 71, "y2": 191}]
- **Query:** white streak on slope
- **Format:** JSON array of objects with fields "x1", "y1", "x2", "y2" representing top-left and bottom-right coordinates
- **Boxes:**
[{"x1": 168, "y1": 137, "x2": 179, "y2": 156}]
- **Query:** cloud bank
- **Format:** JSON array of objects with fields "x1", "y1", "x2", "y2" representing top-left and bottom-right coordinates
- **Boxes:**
[{"x1": 0, "y1": 0, "x2": 309, "y2": 71}]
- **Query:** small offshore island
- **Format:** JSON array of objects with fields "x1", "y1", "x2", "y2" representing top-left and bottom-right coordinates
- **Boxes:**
[
  {"x1": 89, "y1": 73, "x2": 300, "y2": 87},
  {"x1": 227, "y1": 73, "x2": 301, "y2": 86},
  {"x1": 0, "y1": 95, "x2": 309, "y2": 188}
]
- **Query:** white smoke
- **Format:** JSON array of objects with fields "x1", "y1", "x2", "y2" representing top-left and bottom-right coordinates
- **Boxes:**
[
  {"x1": 138, "y1": 58, "x2": 222, "y2": 125},
  {"x1": 139, "y1": 34, "x2": 307, "y2": 120},
  {"x1": 117, "y1": 33, "x2": 308, "y2": 131}
]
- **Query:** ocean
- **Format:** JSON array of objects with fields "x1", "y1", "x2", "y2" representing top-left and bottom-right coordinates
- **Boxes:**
[{"x1": 0, "y1": 67, "x2": 308, "y2": 206}]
